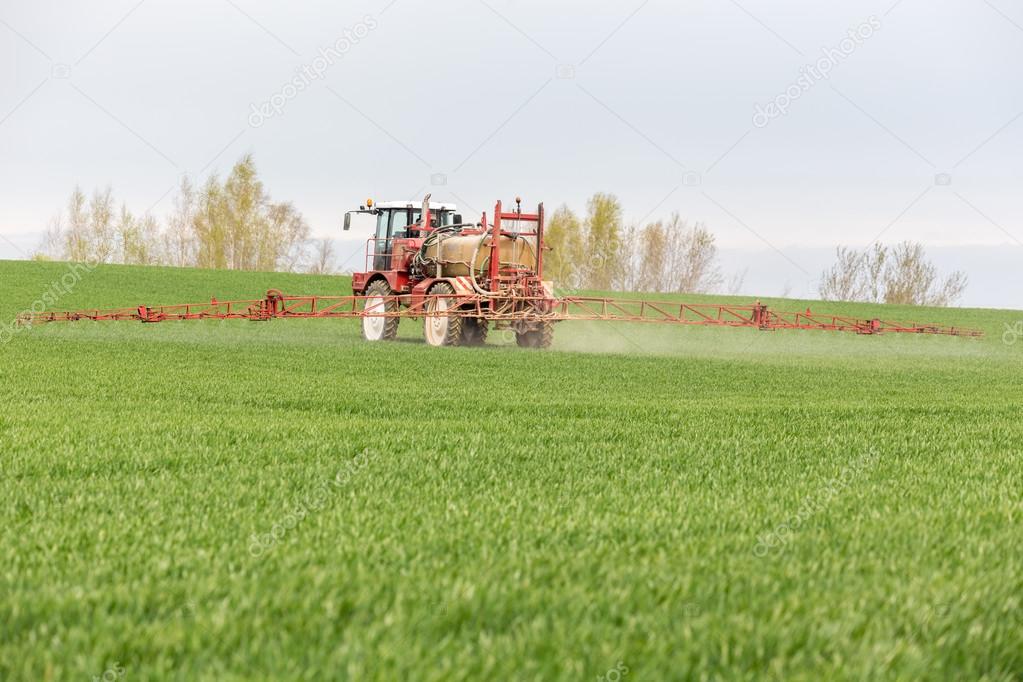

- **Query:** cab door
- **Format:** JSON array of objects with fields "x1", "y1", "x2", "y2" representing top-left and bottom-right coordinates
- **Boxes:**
[{"x1": 373, "y1": 209, "x2": 411, "y2": 270}]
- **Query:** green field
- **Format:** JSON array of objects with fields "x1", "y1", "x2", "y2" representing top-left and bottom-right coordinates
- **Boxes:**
[{"x1": 1, "y1": 259, "x2": 1021, "y2": 681}]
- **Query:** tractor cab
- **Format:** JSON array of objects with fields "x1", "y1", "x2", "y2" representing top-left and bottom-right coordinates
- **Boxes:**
[
  {"x1": 344, "y1": 198, "x2": 463, "y2": 275},
  {"x1": 370, "y1": 201, "x2": 460, "y2": 241}
]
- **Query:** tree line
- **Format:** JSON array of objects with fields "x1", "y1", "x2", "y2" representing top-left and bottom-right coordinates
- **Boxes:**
[
  {"x1": 545, "y1": 192, "x2": 966, "y2": 306},
  {"x1": 36, "y1": 164, "x2": 968, "y2": 306},
  {"x1": 38, "y1": 154, "x2": 314, "y2": 273},
  {"x1": 544, "y1": 193, "x2": 737, "y2": 295}
]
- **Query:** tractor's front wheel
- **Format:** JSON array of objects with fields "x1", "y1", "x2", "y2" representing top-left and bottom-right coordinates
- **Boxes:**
[
  {"x1": 423, "y1": 282, "x2": 463, "y2": 347},
  {"x1": 362, "y1": 280, "x2": 399, "y2": 341},
  {"x1": 515, "y1": 321, "x2": 554, "y2": 349}
]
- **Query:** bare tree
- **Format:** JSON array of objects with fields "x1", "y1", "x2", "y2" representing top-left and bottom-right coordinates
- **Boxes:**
[
  {"x1": 116, "y1": 204, "x2": 139, "y2": 264},
  {"x1": 819, "y1": 242, "x2": 966, "y2": 306},
  {"x1": 864, "y1": 243, "x2": 887, "y2": 304},
  {"x1": 65, "y1": 186, "x2": 89, "y2": 262},
  {"x1": 819, "y1": 244, "x2": 888, "y2": 302},
  {"x1": 665, "y1": 214, "x2": 722, "y2": 294},
  {"x1": 727, "y1": 268, "x2": 748, "y2": 296},
  {"x1": 931, "y1": 271, "x2": 968, "y2": 307},
  {"x1": 264, "y1": 201, "x2": 309, "y2": 271},
  {"x1": 819, "y1": 246, "x2": 865, "y2": 302},
  {"x1": 118, "y1": 205, "x2": 160, "y2": 265},
  {"x1": 44, "y1": 186, "x2": 117, "y2": 263},
  {"x1": 38, "y1": 214, "x2": 66, "y2": 260},
  {"x1": 883, "y1": 242, "x2": 967, "y2": 306},
  {"x1": 615, "y1": 224, "x2": 637, "y2": 292},
  {"x1": 163, "y1": 176, "x2": 197, "y2": 267},
  {"x1": 307, "y1": 238, "x2": 336, "y2": 274},
  {"x1": 88, "y1": 187, "x2": 116, "y2": 263},
  {"x1": 609, "y1": 212, "x2": 725, "y2": 294}
]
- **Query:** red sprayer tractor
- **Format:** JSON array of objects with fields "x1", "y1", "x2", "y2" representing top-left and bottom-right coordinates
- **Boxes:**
[
  {"x1": 17, "y1": 194, "x2": 983, "y2": 344},
  {"x1": 342, "y1": 194, "x2": 556, "y2": 347}
]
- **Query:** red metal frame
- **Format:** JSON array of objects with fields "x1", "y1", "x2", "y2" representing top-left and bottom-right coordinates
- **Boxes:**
[{"x1": 16, "y1": 290, "x2": 984, "y2": 337}]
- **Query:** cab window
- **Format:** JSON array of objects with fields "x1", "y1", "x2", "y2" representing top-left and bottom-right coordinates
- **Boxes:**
[
  {"x1": 410, "y1": 209, "x2": 449, "y2": 228},
  {"x1": 375, "y1": 211, "x2": 390, "y2": 241},
  {"x1": 391, "y1": 209, "x2": 410, "y2": 238}
]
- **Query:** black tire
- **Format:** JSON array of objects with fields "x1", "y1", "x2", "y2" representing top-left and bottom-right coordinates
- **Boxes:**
[
  {"x1": 362, "y1": 280, "x2": 399, "y2": 341},
  {"x1": 515, "y1": 321, "x2": 554, "y2": 349},
  {"x1": 536, "y1": 322, "x2": 554, "y2": 349},
  {"x1": 460, "y1": 318, "x2": 489, "y2": 346},
  {"x1": 423, "y1": 282, "x2": 463, "y2": 347}
]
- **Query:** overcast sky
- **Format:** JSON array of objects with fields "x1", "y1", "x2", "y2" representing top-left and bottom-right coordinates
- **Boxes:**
[{"x1": 1, "y1": 0, "x2": 1021, "y2": 307}]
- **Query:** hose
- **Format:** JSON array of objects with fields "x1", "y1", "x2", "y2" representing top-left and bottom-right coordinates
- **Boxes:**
[{"x1": 412, "y1": 224, "x2": 467, "y2": 275}]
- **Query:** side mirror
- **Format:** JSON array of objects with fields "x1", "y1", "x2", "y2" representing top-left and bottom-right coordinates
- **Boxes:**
[
  {"x1": 343, "y1": 212, "x2": 352, "y2": 231},
  {"x1": 453, "y1": 214, "x2": 463, "y2": 224}
]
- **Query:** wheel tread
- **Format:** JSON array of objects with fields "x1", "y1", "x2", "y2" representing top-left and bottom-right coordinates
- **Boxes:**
[
  {"x1": 363, "y1": 280, "x2": 399, "y2": 341},
  {"x1": 425, "y1": 282, "x2": 462, "y2": 346}
]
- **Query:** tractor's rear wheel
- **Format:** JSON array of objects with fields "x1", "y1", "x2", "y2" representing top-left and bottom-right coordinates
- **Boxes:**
[
  {"x1": 362, "y1": 280, "x2": 399, "y2": 342},
  {"x1": 423, "y1": 282, "x2": 462, "y2": 347},
  {"x1": 515, "y1": 321, "x2": 554, "y2": 349},
  {"x1": 460, "y1": 317, "x2": 489, "y2": 346}
]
